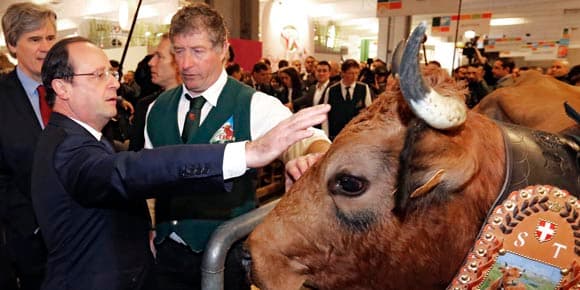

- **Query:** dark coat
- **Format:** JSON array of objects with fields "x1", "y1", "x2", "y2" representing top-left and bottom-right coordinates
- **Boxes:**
[
  {"x1": 31, "y1": 113, "x2": 229, "y2": 290},
  {"x1": 0, "y1": 69, "x2": 43, "y2": 236}
]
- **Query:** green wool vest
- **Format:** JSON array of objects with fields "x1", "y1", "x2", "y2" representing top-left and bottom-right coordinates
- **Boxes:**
[{"x1": 148, "y1": 78, "x2": 257, "y2": 252}]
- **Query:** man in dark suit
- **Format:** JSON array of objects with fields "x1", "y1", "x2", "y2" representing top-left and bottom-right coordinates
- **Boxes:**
[
  {"x1": 31, "y1": 36, "x2": 329, "y2": 290},
  {"x1": 293, "y1": 60, "x2": 333, "y2": 112},
  {"x1": 0, "y1": 3, "x2": 58, "y2": 289},
  {"x1": 322, "y1": 59, "x2": 373, "y2": 140}
]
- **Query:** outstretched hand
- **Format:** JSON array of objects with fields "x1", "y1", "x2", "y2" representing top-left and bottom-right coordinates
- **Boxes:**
[{"x1": 245, "y1": 104, "x2": 330, "y2": 168}]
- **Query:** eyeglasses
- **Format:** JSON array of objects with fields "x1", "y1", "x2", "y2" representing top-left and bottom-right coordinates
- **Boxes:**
[{"x1": 72, "y1": 69, "x2": 119, "y2": 81}]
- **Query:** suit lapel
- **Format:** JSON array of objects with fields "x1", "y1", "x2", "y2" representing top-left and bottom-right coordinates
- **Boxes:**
[{"x1": 4, "y1": 70, "x2": 42, "y2": 132}]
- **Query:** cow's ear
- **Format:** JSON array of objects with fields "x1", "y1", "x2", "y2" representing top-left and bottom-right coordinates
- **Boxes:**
[{"x1": 409, "y1": 169, "x2": 445, "y2": 199}]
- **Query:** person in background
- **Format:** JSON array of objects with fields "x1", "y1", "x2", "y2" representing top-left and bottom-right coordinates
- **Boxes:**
[
  {"x1": 276, "y1": 66, "x2": 304, "y2": 111},
  {"x1": 293, "y1": 60, "x2": 333, "y2": 112},
  {"x1": 0, "y1": 3, "x2": 57, "y2": 289},
  {"x1": 548, "y1": 59, "x2": 570, "y2": 83},
  {"x1": 465, "y1": 64, "x2": 491, "y2": 108},
  {"x1": 129, "y1": 33, "x2": 180, "y2": 152},
  {"x1": 302, "y1": 55, "x2": 317, "y2": 88},
  {"x1": 134, "y1": 54, "x2": 162, "y2": 98},
  {"x1": 120, "y1": 70, "x2": 141, "y2": 106},
  {"x1": 371, "y1": 65, "x2": 389, "y2": 97},
  {"x1": 491, "y1": 57, "x2": 516, "y2": 89},
  {"x1": 322, "y1": 59, "x2": 372, "y2": 140},
  {"x1": 226, "y1": 63, "x2": 243, "y2": 81},
  {"x1": 32, "y1": 36, "x2": 330, "y2": 290},
  {"x1": 250, "y1": 61, "x2": 275, "y2": 96},
  {"x1": 328, "y1": 60, "x2": 341, "y2": 83},
  {"x1": 567, "y1": 65, "x2": 580, "y2": 86},
  {"x1": 453, "y1": 65, "x2": 468, "y2": 82},
  {"x1": 277, "y1": 59, "x2": 289, "y2": 70},
  {"x1": 146, "y1": 4, "x2": 331, "y2": 290},
  {"x1": 291, "y1": 59, "x2": 303, "y2": 77},
  {"x1": 0, "y1": 53, "x2": 15, "y2": 76}
]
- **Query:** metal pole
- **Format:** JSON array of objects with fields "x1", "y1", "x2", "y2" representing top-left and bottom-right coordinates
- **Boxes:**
[
  {"x1": 451, "y1": 0, "x2": 463, "y2": 72},
  {"x1": 119, "y1": 0, "x2": 143, "y2": 77},
  {"x1": 201, "y1": 200, "x2": 280, "y2": 290}
]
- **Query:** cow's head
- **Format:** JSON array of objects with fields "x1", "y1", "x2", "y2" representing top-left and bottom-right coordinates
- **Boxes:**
[
  {"x1": 245, "y1": 23, "x2": 507, "y2": 290},
  {"x1": 496, "y1": 264, "x2": 525, "y2": 288}
]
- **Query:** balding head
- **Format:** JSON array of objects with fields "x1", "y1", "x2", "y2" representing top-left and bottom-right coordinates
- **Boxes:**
[{"x1": 550, "y1": 59, "x2": 570, "y2": 78}]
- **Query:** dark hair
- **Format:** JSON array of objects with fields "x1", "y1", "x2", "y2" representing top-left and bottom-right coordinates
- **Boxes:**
[
  {"x1": 134, "y1": 54, "x2": 161, "y2": 96},
  {"x1": 568, "y1": 65, "x2": 580, "y2": 85},
  {"x1": 252, "y1": 62, "x2": 269, "y2": 73},
  {"x1": 317, "y1": 60, "x2": 331, "y2": 70},
  {"x1": 427, "y1": 60, "x2": 441, "y2": 68},
  {"x1": 497, "y1": 58, "x2": 515, "y2": 73},
  {"x1": 279, "y1": 66, "x2": 302, "y2": 90},
  {"x1": 341, "y1": 59, "x2": 359, "y2": 72},
  {"x1": 278, "y1": 59, "x2": 289, "y2": 69},
  {"x1": 42, "y1": 36, "x2": 92, "y2": 105},
  {"x1": 226, "y1": 63, "x2": 241, "y2": 76}
]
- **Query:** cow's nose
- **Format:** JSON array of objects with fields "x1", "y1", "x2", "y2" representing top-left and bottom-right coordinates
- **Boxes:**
[{"x1": 241, "y1": 245, "x2": 253, "y2": 282}]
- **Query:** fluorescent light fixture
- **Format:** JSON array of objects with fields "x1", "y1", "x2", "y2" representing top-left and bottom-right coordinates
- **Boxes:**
[{"x1": 490, "y1": 18, "x2": 525, "y2": 26}]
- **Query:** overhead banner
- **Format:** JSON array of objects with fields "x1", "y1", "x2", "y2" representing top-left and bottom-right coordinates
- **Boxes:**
[
  {"x1": 486, "y1": 37, "x2": 559, "y2": 60},
  {"x1": 431, "y1": 13, "x2": 492, "y2": 37},
  {"x1": 377, "y1": 0, "x2": 457, "y2": 17}
]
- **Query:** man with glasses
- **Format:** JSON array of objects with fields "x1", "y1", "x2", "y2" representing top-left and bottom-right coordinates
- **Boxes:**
[
  {"x1": 0, "y1": 3, "x2": 58, "y2": 289},
  {"x1": 30, "y1": 36, "x2": 329, "y2": 290},
  {"x1": 322, "y1": 59, "x2": 372, "y2": 140}
]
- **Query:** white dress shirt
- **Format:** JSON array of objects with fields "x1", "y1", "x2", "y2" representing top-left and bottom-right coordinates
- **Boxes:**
[
  {"x1": 321, "y1": 81, "x2": 372, "y2": 136},
  {"x1": 145, "y1": 70, "x2": 330, "y2": 179}
]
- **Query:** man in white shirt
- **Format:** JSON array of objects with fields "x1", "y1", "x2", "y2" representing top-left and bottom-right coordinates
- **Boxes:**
[
  {"x1": 322, "y1": 59, "x2": 373, "y2": 140},
  {"x1": 144, "y1": 3, "x2": 331, "y2": 290}
]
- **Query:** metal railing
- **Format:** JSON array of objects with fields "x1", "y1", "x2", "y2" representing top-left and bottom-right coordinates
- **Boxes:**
[{"x1": 201, "y1": 199, "x2": 280, "y2": 290}]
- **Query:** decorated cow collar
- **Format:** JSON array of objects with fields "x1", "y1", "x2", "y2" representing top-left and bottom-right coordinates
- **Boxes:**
[{"x1": 449, "y1": 123, "x2": 580, "y2": 289}]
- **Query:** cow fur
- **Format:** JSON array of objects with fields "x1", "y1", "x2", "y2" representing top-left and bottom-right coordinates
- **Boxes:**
[
  {"x1": 246, "y1": 67, "x2": 508, "y2": 290},
  {"x1": 475, "y1": 70, "x2": 580, "y2": 133}
]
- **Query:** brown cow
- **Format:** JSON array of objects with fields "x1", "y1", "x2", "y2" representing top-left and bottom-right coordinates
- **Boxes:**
[
  {"x1": 475, "y1": 70, "x2": 580, "y2": 134},
  {"x1": 488, "y1": 264, "x2": 526, "y2": 290},
  {"x1": 244, "y1": 23, "x2": 579, "y2": 290}
]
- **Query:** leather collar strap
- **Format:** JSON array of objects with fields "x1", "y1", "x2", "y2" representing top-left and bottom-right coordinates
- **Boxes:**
[{"x1": 448, "y1": 123, "x2": 580, "y2": 289}]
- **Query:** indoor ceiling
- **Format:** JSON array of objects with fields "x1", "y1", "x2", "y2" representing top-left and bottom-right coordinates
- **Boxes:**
[{"x1": 1, "y1": 0, "x2": 580, "y2": 47}]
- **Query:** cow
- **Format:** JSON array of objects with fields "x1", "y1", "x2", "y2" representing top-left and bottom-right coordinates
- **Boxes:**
[
  {"x1": 244, "y1": 22, "x2": 579, "y2": 290},
  {"x1": 474, "y1": 70, "x2": 580, "y2": 134},
  {"x1": 488, "y1": 264, "x2": 526, "y2": 290}
]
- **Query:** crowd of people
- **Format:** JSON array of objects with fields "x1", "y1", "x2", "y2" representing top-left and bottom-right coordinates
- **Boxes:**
[
  {"x1": 0, "y1": 2, "x2": 579, "y2": 290},
  {"x1": 452, "y1": 47, "x2": 580, "y2": 109}
]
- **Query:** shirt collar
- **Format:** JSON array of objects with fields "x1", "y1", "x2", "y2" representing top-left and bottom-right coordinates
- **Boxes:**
[
  {"x1": 180, "y1": 70, "x2": 228, "y2": 107},
  {"x1": 16, "y1": 66, "x2": 42, "y2": 97},
  {"x1": 69, "y1": 117, "x2": 103, "y2": 141}
]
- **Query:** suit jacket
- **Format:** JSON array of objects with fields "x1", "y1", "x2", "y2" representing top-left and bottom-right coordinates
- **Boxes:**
[
  {"x1": 31, "y1": 113, "x2": 229, "y2": 290},
  {"x1": 0, "y1": 69, "x2": 43, "y2": 236}
]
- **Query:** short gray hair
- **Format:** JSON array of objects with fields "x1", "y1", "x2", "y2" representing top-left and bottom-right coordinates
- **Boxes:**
[{"x1": 2, "y1": 2, "x2": 57, "y2": 57}]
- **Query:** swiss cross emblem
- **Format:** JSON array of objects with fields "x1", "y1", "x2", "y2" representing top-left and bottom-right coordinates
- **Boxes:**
[{"x1": 535, "y1": 220, "x2": 557, "y2": 243}]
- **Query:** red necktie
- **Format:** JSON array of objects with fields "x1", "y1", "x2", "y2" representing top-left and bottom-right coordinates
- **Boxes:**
[{"x1": 37, "y1": 85, "x2": 51, "y2": 126}]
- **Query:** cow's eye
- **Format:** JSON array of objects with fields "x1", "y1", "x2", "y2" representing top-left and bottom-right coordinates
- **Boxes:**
[{"x1": 329, "y1": 174, "x2": 368, "y2": 197}]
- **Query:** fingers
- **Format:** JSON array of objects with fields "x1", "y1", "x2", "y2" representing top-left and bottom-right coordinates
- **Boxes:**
[
  {"x1": 284, "y1": 153, "x2": 324, "y2": 191},
  {"x1": 245, "y1": 104, "x2": 330, "y2": 168}
]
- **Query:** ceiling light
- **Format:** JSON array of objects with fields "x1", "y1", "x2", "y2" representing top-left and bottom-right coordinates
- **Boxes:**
[{"x1": 490, "y1": 18, "x2": 525, "y2": 26}]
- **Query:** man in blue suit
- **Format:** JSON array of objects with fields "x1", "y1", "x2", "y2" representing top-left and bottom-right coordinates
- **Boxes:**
[{"x1": 31, "y1": 36, "x2": 329, "y2": 290}]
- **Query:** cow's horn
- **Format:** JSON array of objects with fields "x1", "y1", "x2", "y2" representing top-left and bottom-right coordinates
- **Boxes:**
[{"x1": 396, "y1": 21, "x2": 467, "y2": 129}]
